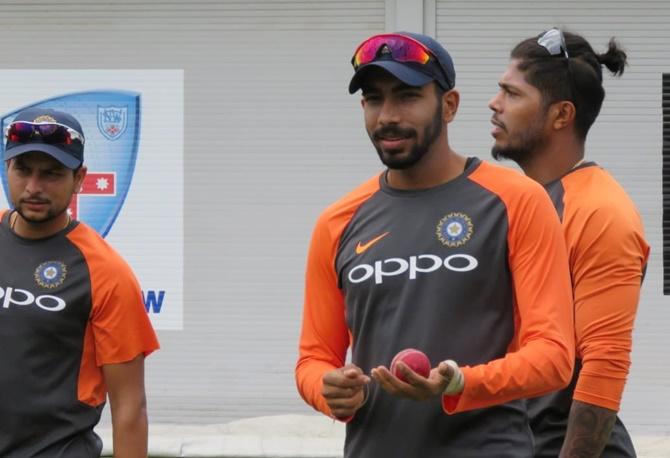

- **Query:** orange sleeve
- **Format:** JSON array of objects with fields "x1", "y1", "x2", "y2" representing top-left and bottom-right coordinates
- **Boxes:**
[
  {"x1": 67, "y1": 225, "x2": 159, "y2": 406},
  {"x1": 444, "y1": 165, "x2": 575, "y2": 413},
  {"x1": 295, "y1": 177, "x2": 379, "y2": 418},
  {"x1": 69, "y1": 226, "x2": 159, "y2": 365},
  {"x1": 566, "y1": 188, "x2": 649, "y2": 411},
  {"x1": 88, "y1": 254, "x2": 159, "y2": 365}
]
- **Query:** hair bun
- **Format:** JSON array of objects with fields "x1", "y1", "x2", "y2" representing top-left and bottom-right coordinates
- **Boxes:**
[{"x1": 598, "y1": 38, "x2": 627, "y2": 76}]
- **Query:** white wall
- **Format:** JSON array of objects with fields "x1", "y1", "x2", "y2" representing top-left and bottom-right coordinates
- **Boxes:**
[{"x1": 1, "y1": 0, "x2": 667, "y2": 436}]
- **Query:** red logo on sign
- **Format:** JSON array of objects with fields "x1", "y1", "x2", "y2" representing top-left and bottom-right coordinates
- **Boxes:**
[{"x1": 68, "y1": 172, "x2": 116, "y2": 220}]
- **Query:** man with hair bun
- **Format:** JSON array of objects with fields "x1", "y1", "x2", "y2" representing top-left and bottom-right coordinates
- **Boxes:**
[{"x1": 489, "y1": 28, "x2": 649, "y2": 457}]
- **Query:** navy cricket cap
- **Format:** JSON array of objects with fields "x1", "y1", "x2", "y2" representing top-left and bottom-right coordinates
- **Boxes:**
[
  {"x1": 4, "y1": 107, "x2": 84, "y2": 169},
  {"x1": 348, "y1": 31, "x2": 456, "y2": 94}
]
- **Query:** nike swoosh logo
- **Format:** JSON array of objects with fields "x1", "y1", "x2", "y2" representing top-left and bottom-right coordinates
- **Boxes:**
[{"x1": 355, "y1": 232, "x2": 390, "y2": 255}]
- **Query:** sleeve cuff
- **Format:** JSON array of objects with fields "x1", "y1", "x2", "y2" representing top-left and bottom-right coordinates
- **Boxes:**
[{"x1": 574, "y1": 372, "x2": 625, "y2": 412}]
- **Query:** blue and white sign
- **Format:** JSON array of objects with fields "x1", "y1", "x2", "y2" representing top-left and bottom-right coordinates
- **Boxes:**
[{"x1": 0, "y1": 70, "x2": 183, "y2": 330}]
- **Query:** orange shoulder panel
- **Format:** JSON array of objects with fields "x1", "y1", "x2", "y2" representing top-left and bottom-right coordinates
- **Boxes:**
[
  {"x1": 561, "y1": 167, "x2": 649, "y2": 410},
  {"x1": 296, "y1": 175, "x2": 381, "y2": 418},
  {"x1": 66, "y1": 223, "x2": 159, "y2": 406},
  {"x1": 443, "y1": 162, "x2": 574, "y2": 413}
]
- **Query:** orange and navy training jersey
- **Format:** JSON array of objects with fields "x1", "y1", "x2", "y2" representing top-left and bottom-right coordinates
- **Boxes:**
[
  {"x1": 0, "y1": 210, "x2": 159, "y2": 457},
  {"x1": 529, "y1": 162, "x2": 649, "y2": 457},
  {"x1": 296, "y1": 158, "x2": 575, "y2": 457}
]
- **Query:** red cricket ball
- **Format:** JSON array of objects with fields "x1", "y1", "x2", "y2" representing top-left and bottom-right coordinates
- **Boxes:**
[{"x1": 390, "y1": 348, "x2": 431, "y2": 382}]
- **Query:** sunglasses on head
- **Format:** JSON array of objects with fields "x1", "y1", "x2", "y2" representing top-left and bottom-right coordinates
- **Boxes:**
[
  {"x1": 4, "y1": 121, "x2": 85, "y2": 146},
  {"x1": 537, "y1": 28, "x2": 569, "y2": 58},
  {"x1": 351, "y1": 33, "x2": 433, "y2": 69},
  {"x1": 351, "y1": 33, "x2": 452, "y2": 88}
]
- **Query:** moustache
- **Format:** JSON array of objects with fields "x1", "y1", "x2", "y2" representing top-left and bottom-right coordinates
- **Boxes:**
[
  {"x1": 20, "y1": 198, "x2": 50, "y2": 205},
  {"x1": 491, "y1": 117, "x2": 506, "y2": 131},
  {"x1": 373, "y1": 126, "x2": 416, "y2": 141}
]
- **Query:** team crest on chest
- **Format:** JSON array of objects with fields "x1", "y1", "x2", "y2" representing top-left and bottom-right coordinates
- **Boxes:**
[
  {"x1": 436, "y1": 212, "x2": 474, "y2": 247},
  {"x1": 34, "y1": 261, "x2": 68, "y2": 289}
]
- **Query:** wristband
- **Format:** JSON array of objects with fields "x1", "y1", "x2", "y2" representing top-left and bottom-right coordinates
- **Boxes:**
[{"x1": 442, "y1": 359, "x2": 464, "y2": 395}]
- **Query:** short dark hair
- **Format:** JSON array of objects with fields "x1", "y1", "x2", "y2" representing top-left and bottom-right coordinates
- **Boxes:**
[{"x1": 511, "y1": 30, "x2": 627, "y2": 140}]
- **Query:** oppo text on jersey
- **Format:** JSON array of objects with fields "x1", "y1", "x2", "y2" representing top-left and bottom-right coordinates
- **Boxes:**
[
  {"x1": 0, "y1": 286, "x2": 66, "y2": 312},
  {"x1": 347, "y1": 254, "x2": 479, "y2": 285}
]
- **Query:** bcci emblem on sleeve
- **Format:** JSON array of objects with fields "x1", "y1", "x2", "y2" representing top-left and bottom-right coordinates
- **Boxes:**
[
  {"x1": 436, "y1": 212, "x2": 474, "y2": 247},
  {"x1": 0, "y1": 90, "x2": 140, "y2": 238},
  {"x1": 34, "y1": 261, "x2": 68, "y2": 289}
]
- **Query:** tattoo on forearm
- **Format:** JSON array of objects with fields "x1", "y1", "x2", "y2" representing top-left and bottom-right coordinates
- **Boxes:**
[{"x1": 560, "y1": 400, "x2": 617, "y2": 458}]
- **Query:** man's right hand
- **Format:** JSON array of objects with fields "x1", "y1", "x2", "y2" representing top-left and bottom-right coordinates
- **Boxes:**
[{"x1": 322, "y1": 364, "x2": 370, "y2": 420}]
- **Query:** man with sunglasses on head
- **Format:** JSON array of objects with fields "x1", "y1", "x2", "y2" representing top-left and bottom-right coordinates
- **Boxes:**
[
  {"x1": 489, "y1": 29, "x2": 649, "y2": 457},
  {"x1": 0, "y1": 107, "x2": 159, "y2": 457},
  {"x1": 296, "y1": 32, "x2": 576, "y2": 456}
]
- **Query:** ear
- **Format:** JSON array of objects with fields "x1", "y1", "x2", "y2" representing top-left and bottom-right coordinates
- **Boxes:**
[
  {"x1": 442, "y1": 89, "x2": 460, "y2": 123},
  {"x1": 73, "y1": 166, "x2": 88, "y2": 194},
  {"x1": 550, "y1": 101, "x2": 576, "y2": 131}
]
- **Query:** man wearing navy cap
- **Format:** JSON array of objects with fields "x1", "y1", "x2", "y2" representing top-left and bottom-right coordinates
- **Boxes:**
[
  {"x1": 296, "y1": 32, "x2": 576, "y2": 456},
  {"x1": 0, "y1": 107, "x2": 159, "y2": 457}
]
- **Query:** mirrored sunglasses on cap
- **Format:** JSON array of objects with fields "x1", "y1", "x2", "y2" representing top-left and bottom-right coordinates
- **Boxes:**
[
  {"x1": 4, "y1": 121, "x2": 85, "y2": 146},
  {"x1": 351, "y1": 33, "x2": 435, "y2": 69},
  {"x1": 537, "y1": 28, "x2": 569, "y2": 58},
  {"x1": 351, "y1": 33, "x2": 454, "y2": 89}
]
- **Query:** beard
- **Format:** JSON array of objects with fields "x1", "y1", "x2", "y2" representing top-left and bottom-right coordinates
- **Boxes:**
[
  {"x1": 370, "y1": 100, "x2": 444, "y2": 170},
  {"x1": 491, "y1": 116, "x2": 547, "y2": 166},
  {"x1": 14, "y1": 199, "x2": 68, "y2": 225}
]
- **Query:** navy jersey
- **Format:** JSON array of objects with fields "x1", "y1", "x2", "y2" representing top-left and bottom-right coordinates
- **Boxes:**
[
  {"x1": 0, "y1": 210, "x2": 159, "y2": 457},
  {"x1": 530, "y1": 163, "x2": 649, "y2": 457},
  {"x1": 297, "y1": 158, "x2": 575, "y2": 457}
]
